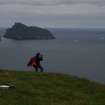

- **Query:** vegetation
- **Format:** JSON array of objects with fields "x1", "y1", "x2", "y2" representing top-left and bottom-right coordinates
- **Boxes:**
[
  {"x1": 0, "y1": 70, "x2": 105, "y2": 105},
  {"x1": 4, "y1": 23, "x2": 55, "y2": 40}
]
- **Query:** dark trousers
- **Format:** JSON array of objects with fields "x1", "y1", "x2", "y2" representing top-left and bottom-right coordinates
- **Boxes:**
[{"x1": 33, "y1": 65, "x2": 44, "y2": 72}]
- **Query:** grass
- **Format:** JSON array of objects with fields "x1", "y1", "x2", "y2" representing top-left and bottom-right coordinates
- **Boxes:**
[{"x1": 0, "y1": 70, "x2": 105, "y2": 105}]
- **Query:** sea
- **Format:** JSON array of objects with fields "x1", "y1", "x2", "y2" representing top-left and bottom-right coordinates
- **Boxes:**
[{"x1": 0, "y1": 28, "x2": 105, "y2": 83}]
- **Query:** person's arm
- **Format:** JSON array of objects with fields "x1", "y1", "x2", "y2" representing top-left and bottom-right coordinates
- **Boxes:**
[{"x1": 39, "y1": 55, "x2": 43, "y2": 61}]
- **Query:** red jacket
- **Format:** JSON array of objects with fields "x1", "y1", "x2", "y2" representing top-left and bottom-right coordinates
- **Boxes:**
[{"x1": 27, "y1": 57, "x2": 37, "y2": 67}]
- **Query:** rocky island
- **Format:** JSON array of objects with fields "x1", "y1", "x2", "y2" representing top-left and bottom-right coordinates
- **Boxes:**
[{"x1": 4, "y1": 23, "x2": 55, "y2": 40}]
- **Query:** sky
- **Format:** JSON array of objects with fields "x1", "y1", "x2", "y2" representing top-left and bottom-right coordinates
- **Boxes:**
[{"x1": 0, "y1": 0, "x2": 105, "y2": 28}]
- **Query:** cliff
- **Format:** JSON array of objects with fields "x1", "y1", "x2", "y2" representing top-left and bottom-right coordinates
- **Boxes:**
[
  {"x1": 0, "y1": 70, "x2": 105, "y2": 105},
  {"x1": 4, "y1": 23, "x2": 55, "y2": 40}
]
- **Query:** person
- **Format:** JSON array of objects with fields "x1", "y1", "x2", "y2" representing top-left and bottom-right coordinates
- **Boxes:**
[{"x1": 27, "y1": 52, "x2": 44, "y2": 72}]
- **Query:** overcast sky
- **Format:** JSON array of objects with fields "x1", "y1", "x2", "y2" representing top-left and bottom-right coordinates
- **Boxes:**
[{"x1": 0, "y1": 0, "x2": 105, "y2": 28}]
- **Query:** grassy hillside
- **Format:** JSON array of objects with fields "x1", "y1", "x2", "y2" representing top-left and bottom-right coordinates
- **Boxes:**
[{"x1": 0, "y1": 70, "x2": 105, "y2": 105}]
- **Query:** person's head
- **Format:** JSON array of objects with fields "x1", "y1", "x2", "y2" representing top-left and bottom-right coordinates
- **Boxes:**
[{"x1": 36, "y1": 52, "x2": 40, "y2": 56}]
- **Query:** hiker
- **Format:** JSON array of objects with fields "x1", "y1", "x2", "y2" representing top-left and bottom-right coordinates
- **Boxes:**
[{"x1": 27, "y1": 52, "x2": 44, "y2": 72}]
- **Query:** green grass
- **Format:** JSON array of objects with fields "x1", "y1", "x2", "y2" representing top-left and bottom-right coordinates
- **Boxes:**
[{"x1": 0, "y1": 70, "x2": 105, "y2": 105}]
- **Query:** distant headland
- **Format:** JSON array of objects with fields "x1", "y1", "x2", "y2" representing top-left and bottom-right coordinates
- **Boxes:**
[{"x1": 3, "y1": 23, "x2": 55, "y2": 40}]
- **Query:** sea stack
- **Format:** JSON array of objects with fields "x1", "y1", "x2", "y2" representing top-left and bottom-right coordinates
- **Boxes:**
[{"x1": 4, "y1": 22, "x2": 55, "y2": 40}]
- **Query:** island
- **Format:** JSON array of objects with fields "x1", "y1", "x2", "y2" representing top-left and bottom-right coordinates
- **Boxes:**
[{"x1": 3, "y1": 23, "x2": 55, "y2": 40}]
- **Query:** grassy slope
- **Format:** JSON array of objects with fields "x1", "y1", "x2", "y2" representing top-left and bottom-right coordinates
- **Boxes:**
[{"x1": 0, "y1": 70, "x2": 105, "y2": 105}]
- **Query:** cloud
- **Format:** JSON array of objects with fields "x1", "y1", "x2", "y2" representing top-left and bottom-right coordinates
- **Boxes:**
[
  {"x1": 0, "y1": 0, "x2": 105, "y2": 6},
  {"x1": 0, "y1": 2, "x2": 105, "y2": 15},
  {"x1": 0, "y1": 0, "x2": 105, "y2": 16},
  {"x1": 0, "y1": 0, "x2": 105, "y2": 27}
]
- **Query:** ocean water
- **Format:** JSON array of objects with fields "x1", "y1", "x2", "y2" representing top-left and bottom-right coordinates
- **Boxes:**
[{"x1": 0, "y1": 28, "x2": 105, "y2": 83}]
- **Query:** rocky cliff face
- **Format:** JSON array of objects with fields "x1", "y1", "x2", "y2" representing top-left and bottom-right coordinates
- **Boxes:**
[{"x1": 4, "y1": 23, "x2": 55, "y2": 40}]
